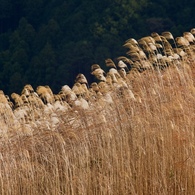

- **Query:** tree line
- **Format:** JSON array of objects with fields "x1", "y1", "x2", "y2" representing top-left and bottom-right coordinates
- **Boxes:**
[{"x1": 0, "y1": 0, "x2": 194, "y2": 95}]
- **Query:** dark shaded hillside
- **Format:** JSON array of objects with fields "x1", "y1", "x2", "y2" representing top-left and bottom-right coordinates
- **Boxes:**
[{"x1": 0, "y1": 0, "x2": 194, "y2": 95}]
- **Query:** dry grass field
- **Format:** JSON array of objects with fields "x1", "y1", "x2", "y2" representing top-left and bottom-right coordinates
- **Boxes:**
[
  {"x1": 0, "y1": 26, "x2": 195, "y2": 195},
  {"x1": 0, "y1": 60, "x2": 195, "y2": 194}
]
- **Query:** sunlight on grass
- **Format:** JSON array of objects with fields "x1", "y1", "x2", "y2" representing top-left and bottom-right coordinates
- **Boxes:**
[{"x1": 0, "y1": 61, "x2": 195, "y2": 194}]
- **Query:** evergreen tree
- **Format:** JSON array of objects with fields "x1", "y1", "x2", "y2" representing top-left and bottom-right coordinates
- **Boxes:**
[{"x1": 0, "y1": 0, "x2": 194, "y2": 94}]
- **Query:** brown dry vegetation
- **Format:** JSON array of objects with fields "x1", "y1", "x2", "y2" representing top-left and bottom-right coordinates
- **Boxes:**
[{"x1": 0, "y1": 60, "x2": 195, "y2": 194}]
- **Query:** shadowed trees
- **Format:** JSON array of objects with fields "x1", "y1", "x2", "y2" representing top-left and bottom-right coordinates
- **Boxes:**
[{"x1": 0, "y1": 0, "x2": 194, "y2": 94}]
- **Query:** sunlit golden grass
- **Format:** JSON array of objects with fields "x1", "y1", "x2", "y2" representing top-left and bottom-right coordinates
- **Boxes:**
[{"x1": 0, "y1": 61, "x2": 195, "y2": 194}]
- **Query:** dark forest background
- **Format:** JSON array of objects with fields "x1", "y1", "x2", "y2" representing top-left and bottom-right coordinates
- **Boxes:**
[{"x1": 0, "y1": 0, "x2": 194, "y2": 95}]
